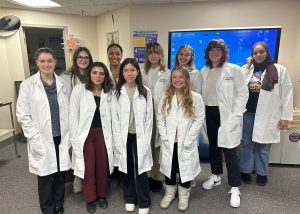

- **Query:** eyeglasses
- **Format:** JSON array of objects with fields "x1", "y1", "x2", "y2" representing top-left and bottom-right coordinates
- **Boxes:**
[{"x1": 77, "y1": 56, "x2": 90, "y2": 62}]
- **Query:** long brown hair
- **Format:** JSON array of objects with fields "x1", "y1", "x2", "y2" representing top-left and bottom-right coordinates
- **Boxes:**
[
  {"x1": 173, "y1": 45, "x2": 196, "y2": 70},
  {"x1": 162, "y1": 66, "x2": 194, "y2": 118},
  {"x1": 115, "y1": 58, "x2": 147, "y2": 100},
  {"x1": 66, "y1": 47, "x2": 93, "y2": 83}
]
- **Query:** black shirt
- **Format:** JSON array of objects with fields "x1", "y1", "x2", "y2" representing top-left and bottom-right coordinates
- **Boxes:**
[
  {"x1": 246, "y1": 70, "x2": 262, "y2": 113},
  {"x1": 90, "y1": 96, "x2": 102, "y2": 128}
]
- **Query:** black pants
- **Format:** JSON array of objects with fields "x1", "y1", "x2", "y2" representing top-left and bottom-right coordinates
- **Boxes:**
[
  {"x1": 165, "y1": 143, "x2": 191, "y2": 189},
  {"x1": 38, "y1": 136, "x2": 66, "y2": 214},
  {"x1": 206, "y1": 106, "x2": 241, "y2": 187},
  {"x1": 123, "y1": 133, "x2": 150, "y2": 208}
]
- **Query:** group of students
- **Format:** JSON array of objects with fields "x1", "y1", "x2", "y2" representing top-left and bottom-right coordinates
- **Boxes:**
[{"x1": 16, "y1": 39, "x2": 293, "y2": 214}]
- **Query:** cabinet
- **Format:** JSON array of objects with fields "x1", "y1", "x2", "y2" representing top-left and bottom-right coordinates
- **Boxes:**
[
  {"x1": 269, "y1": 128, "x2": 300, "y2": 164},
  {"x1": 0, "y1": 101, "x2": 21, "y2": 157},
  {"x1": 269, "y1": 111, "x2": 300, "y2": 164}
]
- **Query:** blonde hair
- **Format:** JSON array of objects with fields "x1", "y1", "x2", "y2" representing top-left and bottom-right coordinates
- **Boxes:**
[
  {"x1": 144, "y1": 42, "x2": 166, "y2": 74},
  {"x1": 174, "y1": 45, "x2": 195, "y2": 70},
  {"x1": 162, "y1": 66, "x2": 194, "y2": 118}
]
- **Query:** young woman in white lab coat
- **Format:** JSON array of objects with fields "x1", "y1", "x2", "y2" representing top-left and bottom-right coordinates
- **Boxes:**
[
  {"x1": 174, "y1": 45, "x2": 202, "y2": 94},
  {"x1": 200, "y1": 39, "x2": 248, "y2": 208},
  {"x1": 239, "y1": 42, "x2": 293, "y2": 186},
  {"x1": 141, "y1": 42, "x2": 170, "y2": 192},
  {"x1": 107, "y1": 43, "x2": 123, "y2": 85},
  {"x1": 174, "y1": 44, "x2": 202, "y2": 188},
  {"x1": 16, "y1": 47, "x2": 71, "y2": 214},
  {"x1": 69, "y1": 62, "x2": 114, "y2": 213},
  {"x1": 60, "y1": 47, "x2": 93, "y2": 96},
  {"x1": 112, "y1": 58, "x2": 153, "y2": 214},
  {"x1": 60, "y1": 46, "x2": 93, "y2": 194},
  {"x1": 157, "y1": 66, "x2": 205, "y2": 212}
]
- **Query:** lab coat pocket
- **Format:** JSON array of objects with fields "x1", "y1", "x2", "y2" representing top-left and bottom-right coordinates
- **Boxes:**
[
  {"x1": 28, "y1": 134, "x2": 46, "y2": 160},
  {"x1": 225, "y1": 115, "x2": 240, "y2": 133},
  {"x1": 182, "y1": 148, "x2": 193, "y2": 175},
  {"x1": 159, "y1": 141, "x2": 170, "y2": 169},
  {"x1": 218, "y1": 124, "x2": 241, "y2": 148}
]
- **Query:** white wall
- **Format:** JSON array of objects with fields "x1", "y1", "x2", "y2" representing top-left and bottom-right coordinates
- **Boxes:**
[
  {"x1": 0, "y1": 7, "x2": 98, "y2": 135},
  {"x1": 129, "y1": 0, "x2": 300, "y2": 106},
  {"x1": 97, "y1": 6, "x2": 131, "y2": 64}
]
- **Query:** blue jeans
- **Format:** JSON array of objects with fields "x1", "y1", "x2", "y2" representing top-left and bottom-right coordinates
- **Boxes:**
[{"x1": 240, "y1": 112, "x2": 271, "y2": 176}]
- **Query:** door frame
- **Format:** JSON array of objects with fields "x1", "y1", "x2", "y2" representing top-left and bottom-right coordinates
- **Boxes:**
[{"x1": 19, "y1": 24, "x2": 69, "y2": 79}]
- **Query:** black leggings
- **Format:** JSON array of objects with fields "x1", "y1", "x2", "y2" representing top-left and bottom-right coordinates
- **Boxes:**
[
  {"x1": 165, "y1": 143, "x2": 191, "y2": 189},
  {"x1": 206, "y1": 106, "x2": 241, "y2": 187}
]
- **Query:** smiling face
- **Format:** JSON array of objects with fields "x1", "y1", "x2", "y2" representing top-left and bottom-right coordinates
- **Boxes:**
[
  {"x1": 209, "y1": 47, "x2": 223, "y2": 67},
  {"x1": 108, "y1": 46, "x2": 122, "y2": 66},
  {"x1": 177, "y1": 48, "x2": 192, "y2": 67},
  {"x1": 36, "y1": 53, "x2": 56, "y2": 76},
  {"x1": 76, "y1": 50, "x2": 90, "y2": 72},
  {"x1": 90, "y1": 66, "x2": 105, "y2": 87},
  {"x1": 171, "y1": 69, "x2": 186, "y2": 90},
  {"x1": 252, "y1": 44, "x2": 267, "y2": 64}
]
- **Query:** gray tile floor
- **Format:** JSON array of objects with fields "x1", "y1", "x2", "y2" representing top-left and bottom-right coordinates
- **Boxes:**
[{"x1": 0, "y1": 142, "x2": 300, "y2": 214}]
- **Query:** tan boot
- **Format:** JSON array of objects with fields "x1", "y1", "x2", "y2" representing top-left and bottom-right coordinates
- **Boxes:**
[
  {"x1": 160, "y1": 184, "x2": 177, "y2": 209},
  {"x1": 178, "y1": 185, "x2": 191, "y2": 212}
]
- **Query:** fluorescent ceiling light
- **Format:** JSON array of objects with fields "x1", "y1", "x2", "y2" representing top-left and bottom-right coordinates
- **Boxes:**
[{"x1": 8, "y1": 0, "x2": 62, "y2": 8}]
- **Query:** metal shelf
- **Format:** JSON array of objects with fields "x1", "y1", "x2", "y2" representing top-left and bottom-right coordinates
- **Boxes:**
[{"x1": 0, "y1": 102, "x2": 21, "y2": 157}]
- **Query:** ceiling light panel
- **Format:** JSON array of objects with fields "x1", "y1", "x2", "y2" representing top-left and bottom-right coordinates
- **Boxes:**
[{"x1": 8, "y1": 0, "x2": 62, "y2": 8}]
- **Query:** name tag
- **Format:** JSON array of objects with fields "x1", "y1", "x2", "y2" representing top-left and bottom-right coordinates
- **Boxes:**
[
  {"x1": 225, "y1": 76, "x2": 233, "y2": 80},
  {"x1": 159, "y1": 78, "x2": 168, "y2": 83}
]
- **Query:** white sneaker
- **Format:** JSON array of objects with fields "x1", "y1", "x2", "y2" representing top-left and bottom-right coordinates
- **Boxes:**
[
  {"x1": 202, "y1": 174, "x2": 221, "y2": 190},
  {"x1": 138, "y1": 208, "x2": 149, "y2": 214},
  {"x1": 125, "y1": 203, "x2": 135, "y2": 212},
  {"x1": 229, "y1": 187, "x2": 241, "y2": 208},
  {"x1": 190, "y1": 180, "x2": 197, "y2": 188}
]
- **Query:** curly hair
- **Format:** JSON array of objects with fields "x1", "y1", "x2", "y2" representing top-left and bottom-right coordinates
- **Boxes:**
[
  {"x1": 115, "y1": 58, "x2": 147, "y2": 100},
  {"x1": 204, "y1": 39, "x2": 228, "y2": 68},
  {"x1": 174, "y1": 45, "x2": 196, "y2": 70},
  {"x1": 85, "y1": 62, "x2": 113, "y2": 93},
  {"x1": 162, "y1": 66, "x2": 194, "y2": 118},
  {"x1": 144, "y1": 42, "x2": 166, "y2": 74}
]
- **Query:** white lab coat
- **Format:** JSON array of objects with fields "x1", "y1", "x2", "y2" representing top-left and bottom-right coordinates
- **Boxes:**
[
  {"x1": 141, "y1": 67, "x2": 171, "y2": 147},
  {"x1": 156, "y1": 91, "x2": 205, "y2": 183},
  {"x1": 60, "y1": 72, "x2": 81, "y2": 97},
  {"x1": 241, "y1": 64, "x2": 293, "y2": 144},
  {"x1": 111, "y1": 85, "x2": 153, "y2": 175},
  {"x1": 69, "y1": 83, "x2": 114, "y2": 179},
  {"x1": 108, "y1": 67, "x2": 119, "y2": 86},
  {"x1": 16, "y1": 72, "x2": 71, "y2": 176},
  {"x1": 201, "y1": 63, "x2": 249, "y2": 148},
  {"x1": 189, "y1": 69, "x2": 202, "y2": 94}
]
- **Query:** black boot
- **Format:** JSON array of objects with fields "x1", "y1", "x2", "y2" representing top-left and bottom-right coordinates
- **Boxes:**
[
  {"x1": 149, "y1": 177, "x2": 162, "y2": 192},
  {"x1": 256, "y1": 174, "x2": 267, "y2": 186},
  {"x1": 97, "y1": 197, "x2": 108, "y2": 209},
  {"x1": 86, "y1": 201, "x2": 96, "y2": 213},
  {"x1": 241, "y1": 172, "x2": 252, "y2": 184}
]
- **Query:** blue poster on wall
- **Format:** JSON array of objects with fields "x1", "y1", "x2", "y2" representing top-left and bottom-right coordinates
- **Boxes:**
[{"x1": 133, "y1": 30, "x2": 158, "y2": 63}]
